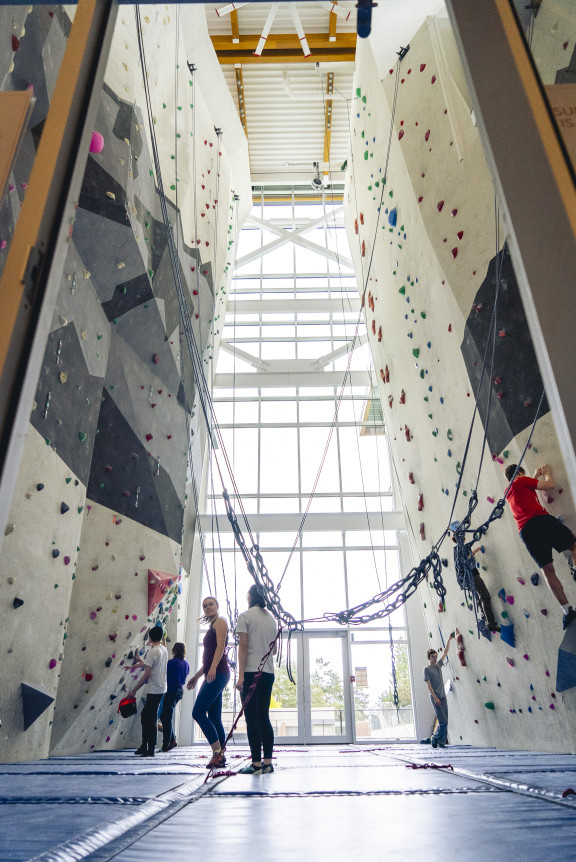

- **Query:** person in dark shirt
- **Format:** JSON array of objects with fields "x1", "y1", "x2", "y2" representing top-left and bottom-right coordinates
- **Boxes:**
[
  {"x1": 160, "y1": 642, "x2": 189, "y2": 752},
  {"x1": 187, "y1": 596, "x2": 230, "y2": 769},
  {"x1": 505, "y1": 463, "x2": 576, "y2": 629}
]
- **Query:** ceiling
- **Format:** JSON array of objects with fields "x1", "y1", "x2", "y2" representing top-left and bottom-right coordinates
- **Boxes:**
[{"x1": 204, "y1": 1, "x2": 358, "y2": 187}]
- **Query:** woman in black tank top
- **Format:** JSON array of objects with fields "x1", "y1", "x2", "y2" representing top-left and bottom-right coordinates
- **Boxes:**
[{"x1": 187, "y1": 596, "x2": 230, "y2": 769}]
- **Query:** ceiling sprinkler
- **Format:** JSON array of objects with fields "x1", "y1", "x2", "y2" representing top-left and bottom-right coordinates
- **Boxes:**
[{"x1": 311, "y1": 162, "x2": 323, "y2": 191}]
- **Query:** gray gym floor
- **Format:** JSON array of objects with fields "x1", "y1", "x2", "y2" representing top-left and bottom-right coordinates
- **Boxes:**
[{"x1": 3, "y1": 744, "x2": 576, "y2": 860}]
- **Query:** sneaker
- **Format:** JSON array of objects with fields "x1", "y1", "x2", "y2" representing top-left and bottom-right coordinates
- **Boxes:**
[
  {"x1": 419, "y1": 738, "x2": 431, "y2": 745},
  {"x1": 167, "y1": 740, "x2": 178, "y2": 751},
  {"x1": 431, "y1": 737, "x2": 438, "y2": 748},
  {"x1": 438, "y1": 743, "x2": 446, "y2": 748},
  {"x1": 134, "y1": 747, "x2": 146, "y2": 756},
  {"x1": 261, "y1": 764, "x2": 274, "y2": 774},
  {"x1": 563, "y1": 607, "x2": 576, "y2": 630},
  {"x1": 206, "y1": 752, "x2": 226, "y2": 769},
  {"x1": 238, "y1": 764, "x2": 262, "y2": 775},
  {"x1": 488, "y1": 624, "x2": 501, "y2": 633}
]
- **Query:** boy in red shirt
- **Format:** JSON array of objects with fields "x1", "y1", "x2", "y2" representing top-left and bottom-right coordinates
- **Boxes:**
[{"x1": 505, "y1": 463, "x2": 576, "y2": 629}]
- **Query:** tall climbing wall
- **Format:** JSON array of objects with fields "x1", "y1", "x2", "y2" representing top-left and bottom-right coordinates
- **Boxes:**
[
  {"x1": 348, "y1": 13, "x2": 576, "y2": 752},
  {"x1": 0, "y1": 5, "x2": 250, "y2": 762}
]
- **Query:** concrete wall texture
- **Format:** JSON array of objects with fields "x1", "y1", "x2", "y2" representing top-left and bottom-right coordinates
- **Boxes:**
[
  {"x1": 348, "y1": 16, "x2": 576, "y2": 751},
  {"x1": 0, "y1": 5, "x2": 250, "y2": 762}
]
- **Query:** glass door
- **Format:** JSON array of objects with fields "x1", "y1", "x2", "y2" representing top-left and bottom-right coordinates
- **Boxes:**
[{"x1": 303, "y1": 631, "x2": 353, "y2": 743}]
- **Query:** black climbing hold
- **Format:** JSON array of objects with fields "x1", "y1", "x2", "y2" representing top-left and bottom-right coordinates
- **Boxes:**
[
  {"x1": 105, "y1": 657, "x2": 112, "y2": 667},
  {"x1": 60, "y1": 502, "x2": 70, "y2": 515},
  {"x1": 37, "y1": 484, "x2": 44, "y2": 491},
  {"x1": 530, "y1": 572, "x2": 540, "y2": 586},
  {"x1": 21, "y1": 682, "x2": 55, "y2": 730},
  {"x1": 52, "y1": 549, "x2": 60, "y2": 558},
  {"x1": 13, "y1": 597, "x2": 24, "y2": 609}
]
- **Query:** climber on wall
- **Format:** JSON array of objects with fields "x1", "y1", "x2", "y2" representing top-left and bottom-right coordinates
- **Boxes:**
[
  {"x1": 449, "y1": 524, "x2": 499, "y2": 635},
  {"x1": 504, "y1": 463, "x2": 576, "y2": 630},
  {"x1": 421, "y1": 634, "x2": 453, "y2": 749}
]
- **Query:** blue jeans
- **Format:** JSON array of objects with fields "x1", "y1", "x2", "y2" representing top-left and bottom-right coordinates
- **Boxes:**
[
  {"x1": 160, "y1": 688, "x2": 183, "y2": 749},
  {"x1": 431, "y1": 695, "x2": 448, "y2": 745},
  {"x1": 192, "y1": 673, "x2": 230, "y2": 747}
]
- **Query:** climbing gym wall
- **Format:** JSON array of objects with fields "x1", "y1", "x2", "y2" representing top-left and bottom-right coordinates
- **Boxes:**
[
  {"x1": 0, "y1": 5, "x2": 250, "y2": 762},
  {"x1": 348, "y1": 14, "x2": 576, "y2": 752}
]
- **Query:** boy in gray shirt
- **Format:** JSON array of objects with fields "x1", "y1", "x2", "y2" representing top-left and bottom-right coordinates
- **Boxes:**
[{"x1": 422, "y1": 634, "x2": 453, "y2": 748}]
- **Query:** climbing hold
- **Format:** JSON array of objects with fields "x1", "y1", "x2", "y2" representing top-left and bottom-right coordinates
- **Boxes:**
[
  {"x1": 517, "y1": 577, "x2": 525, "y2": 585},
  {"x1": 21, "y1": 683, "x2": 55, "y2": 730},
  {"x1": 497, "y1": 588, "x2": 506, "y2": 601},
  {"x1": 60, "y1": 502, "x2": 70, "y2": 515},
  {"x1": 417, "y1": 494, "x2": 424, "y2": 511},
  {"x1": 78, "y1": 432, "x2": 87, "y2": 442},
  {"x1": 506, "y1": 595, "x2": 514, "y2": 605},
  {"x1": 419, "y1": 522, "x2": 426, "y2": 540},
  {"x1": 52, "y1": 549, "x2": 60, "y2": 558},
  {"x1": 541, "y1": 609, "x2": 548, "y2": 616},
  {"x1": 152, "y1": 353, "x2": 160, "y2": 365},
  {"x1": 13, "y1": 597, "x2": 24, "y2": 609},
  {"x1": 408, "y1": 472, "x2": 415, "y2": 484},
  {"x1": 457, "y1": 649, "x2": 466, "y2": 666},
  {"x1": 437, "y1": 200, "x2": 444, "y2": 212},
  {"x1": 399, "y1": 389, "x2": 406, "y2": 404},
  {"x1": 506, "y1": 657, "x2": 515, "y2": 667},
  {"x1": 90, "y1": 131, "x2": 104, "y2": 154},
  {"x1": 484, "y1": 702, "x2": 495, "y2": 710},
  {"x1": 530, "y1": 572, "x2": 540, "y2": 586},
  {"x1": 49, "y1": 659, "x2": 58, "y2": 669},
  {"x1": 388, "y1": 208, "x2": 397, "y2": 227}
]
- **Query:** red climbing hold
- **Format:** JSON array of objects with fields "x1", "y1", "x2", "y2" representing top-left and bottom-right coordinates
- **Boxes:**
[
  {"x1": 404, "y1": 425, "x2": 411, "y2": 442},
  {"x1": 354, "y1": 218, "x2": 358, "y2": 234},
  {"x1": 420, "y1": 64, "x2": 426, "y2": 72},
  {"x1": 361, "y1": 240, "x2": 366, "y2": 257},
  {"x1": 371, "y1": 320, "x2": 376, "y2": 335},
  {"x1": 152, "y1": 353, "x2": 160, "y2": 364},
  {"x1": 451, "y1": 208, "x2": 458, "y2": 218},
  {"x1": 12, "y1": 35, "x2": 20, "y2": 52},
  {"x1": 498, "y1": 329, "x2": 507, "y2": 337},
  {"x1": 451, "y1": 247, "x2": 458, "y2": 259},
  {"x1": 418, "y1": 196, "x2": 423, "y2": 203},
  {"x1": 448, "y1": 324, "x2": 452, "y2": 332},
  {"x1": 384, "y1": 365, "x2": 390, "y2": 383},
  {"x1": 408, "y1": 472, "x2": 415, "y2": 484},
  {"x1": 377, "y1": 326, "x2": 382, "y2": 342},
  {"x1": 425, "y1": 130, "x2": 430, "y2": 142},
  {"x1": 437, "y1": 200, "x2": 444, "y2": 212},
  {"x1": 145, "y1": 433, "x2": 153, "y2": 442},
  {"x1": 399, "y1": 389, "x2": 406, "y2": 404},
  {"x1": 417, "y1": 493, "x2": 424, "y2": 511},
  {"x1": 359, "y1": 212, "x2": 364, "y2": 225},
  {"x1": 388, "y1": 395, "x2": 393, "y2": 408},
  {"x1": 419, "y1": 522, "x2": 426, "y2": 540},
  {"x1": 457, "y1": 231, "x2": 464, "y2": 240},
  {"x1": 431, "y1": 75, "x2": 436, "y2": 84}
]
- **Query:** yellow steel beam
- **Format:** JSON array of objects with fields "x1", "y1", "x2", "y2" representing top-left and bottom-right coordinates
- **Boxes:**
[
  {"x1": 329, "y1": 7, "x2": 338, "y2": 41},
  {"x1": 323, "y1": 72, "x2": 334, "y2": 174},
  {"x1": 235, "y1": 66, "x2": 248, "y2": 136},
  {"x1": 212, "y1": 32, "x2": 356, "y2": 63}
]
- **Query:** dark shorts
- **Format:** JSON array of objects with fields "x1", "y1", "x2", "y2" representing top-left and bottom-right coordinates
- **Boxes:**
[{"x1": 520, "y1": 514, "x2": 576, "y2": 568}]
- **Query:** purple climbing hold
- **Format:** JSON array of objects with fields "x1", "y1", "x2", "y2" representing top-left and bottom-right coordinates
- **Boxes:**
[
  {"x1": 506, "y1": 595, "x2": 514, "y2": 605},
  {"x1": 49, "y1": 659, "x2": 57, "y2": 669}
]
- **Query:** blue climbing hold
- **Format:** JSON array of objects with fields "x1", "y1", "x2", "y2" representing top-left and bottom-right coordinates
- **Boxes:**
[
  {"x1": 388, "y1": 207, "x2": 397, "y2": 227},
  {"x1": 530, "y1": 572, "x2": 540, "y2": 586},
  {"x1": 500, "y1": 621, "x2": 515, "y2": 647}
]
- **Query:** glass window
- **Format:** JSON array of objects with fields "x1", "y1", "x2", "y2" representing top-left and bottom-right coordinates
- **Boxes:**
[
  {"x1": 299, "y1": 427, "x2": 341, "y2": 494},
  {"x1": 260, "y1": 428, "x2": 299, "y2": 493},
  {"x1": 260, "y1": 401, "x2": 298, "y2": 423},
  {"x1": 303, "y1": 551, "x2": 346, "y2": 621},
  {"x1": 219, "y1": 428, "x2": 258, "y2": 493}
]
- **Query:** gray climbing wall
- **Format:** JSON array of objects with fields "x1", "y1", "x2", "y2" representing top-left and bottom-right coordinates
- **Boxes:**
[
  {"x1": 0, "y1": 5, "x2": 250, "y2": 762},
  {"x1": 349, "y1": 13, "x2": 576, "y2": 751}
]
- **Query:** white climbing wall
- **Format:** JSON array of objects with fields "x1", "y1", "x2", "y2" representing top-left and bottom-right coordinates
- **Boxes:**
[
  {"x1": 0, "y1": 5, "x2": 250, "y2": 763},
  {"x1": 348, "y1": 15, "x2": 576, "y2": 752}
]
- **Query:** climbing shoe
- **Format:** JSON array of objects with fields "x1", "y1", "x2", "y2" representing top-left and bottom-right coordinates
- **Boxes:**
[
  {"x1": 206, "y1": 752, "x2": 226, "y2": 769},
  {"x1": 563, "y1": 607, "x2": 576, "y2": 630},
  {"x1": 261, "y1": 764, "x2": 274, "y2": 774},
  {"x1": 420, "y1": 737, "x2": 431, "y2": 744},
  {"x1": 238, "y1": 764, "x2": 263, "y2": 775}
]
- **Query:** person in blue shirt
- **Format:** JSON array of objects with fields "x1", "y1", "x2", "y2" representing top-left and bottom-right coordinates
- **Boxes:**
[{"x1": 160, "y1": 642, "x2": 189, "y2": 752}]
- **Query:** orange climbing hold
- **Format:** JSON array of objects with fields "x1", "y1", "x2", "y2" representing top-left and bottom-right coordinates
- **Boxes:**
[
  {"x1": 377, "y1": 326, "x2": 382, "y2": 342},
  {"x1": 359, "y1": 212, "x2": 364, "y2": 225},
  {"x1": 361, "y1": 240, "x2": 366, "y2": 257}
]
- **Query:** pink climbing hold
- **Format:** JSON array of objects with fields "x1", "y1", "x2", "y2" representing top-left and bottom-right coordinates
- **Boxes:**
[
  {"x1": 506, "y1": 595, "x2": 514, "y2": 605},
  {"x1": 506, "y1": 658, "x2": 515, "y2": 667},
  {"x1": 152, "y1": 354, "x2": 160, "y2": 364},
  {"x1": 487, "y1": 496, "x2": 495, "y2": 504},
  {"x1": 517, "y1": 577, "x2": 525, "y2": 585},
  {"x1": 90, "y1": 611, "x2": 97, "y2": 620},
  {"x1": 89, "y1": 131, "x2": 104, "y2": 154},
  {"x1": 549, "y1": 703, "x2": 555, "y2": 710},
  {"x1": 523, "y1": 654, "x2": 530, "y2": 660},
  {"x1": 64, "y1": 556, "x2": 70, "y2": 565},
  {"x1": 499, "y1": 329, "x2": 507, "y2": 338},
  {"x1": 49, "y1": 659, "x2": 57, "y2": 669},
  {"x1": 545, "y1": 669, "x2": 550, "y2": 676}
]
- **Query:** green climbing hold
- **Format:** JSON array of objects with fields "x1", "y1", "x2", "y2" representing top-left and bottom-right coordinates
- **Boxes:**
[
  {"x1": 501, "y1": 610, "x2": 509, "y2": 619},
  {"x1": 484, "y1": 701, "x2": 495, "y2": 710},
  {"x1": 447, "y1": 429, "x2": 453, "y2": 441},
  {"x1": 419, "y1": 369, "x2": 425, "y2": 379},
  {"x1": 45, "y1": 438, "x2": 51, "y2": 446},
  {"x1": 363, "y1": 151, "x2": 368, "y2": 160},
  {"x1": 356, "y1": 87, "x2": 361, "y2": 97},
  {"x1": 503, "y1": 450, "x2": 509, "y2": 459},
  {"x1": 78, "y1": 432, "x2": 87, "y2": 442},
  {"x1": 412, "y1": 348, "x2": 419, "y2": 358},
  {"x1": 65, "y1": 477, "x2": 71, "y2": 484},
  {"x1": 420, "y1": 312, "x2": 426, "y2": 319},
  {"x1": 399, "y1": 286, "x2": 406, "y2": 295}
]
